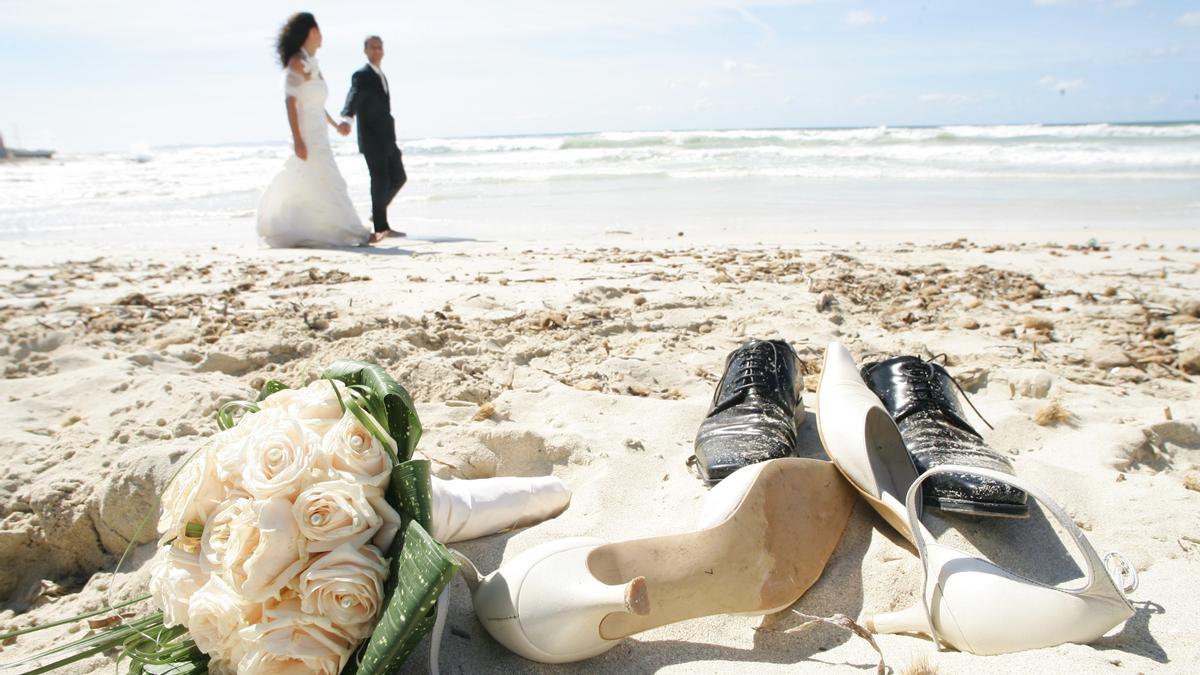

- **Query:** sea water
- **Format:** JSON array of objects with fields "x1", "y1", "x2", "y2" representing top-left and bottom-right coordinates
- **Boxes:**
[{"x1": 1, "y1": 122, "x2": 1197, "y2": 247}]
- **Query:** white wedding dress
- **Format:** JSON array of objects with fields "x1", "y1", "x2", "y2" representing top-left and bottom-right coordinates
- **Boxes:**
[{"x1": 256, "y1": 52, "x2": 369, "y2": 248}]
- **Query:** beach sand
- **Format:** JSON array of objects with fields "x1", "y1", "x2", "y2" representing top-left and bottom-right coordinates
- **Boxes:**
[{"x1": 1, "y1": 231, "x2": 1198, "y2": 673}]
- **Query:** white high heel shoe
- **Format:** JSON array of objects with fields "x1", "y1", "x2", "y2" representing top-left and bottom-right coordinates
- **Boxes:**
[
  {"x1": 817, "y1": 341, "x2": 1137, "y2": 655},
  {"x1": 428, "y1": 475, "x2": 571, "y2": 544},
  {"x1": 457, "y1": 458, "x2": 857, "y2": 663}
]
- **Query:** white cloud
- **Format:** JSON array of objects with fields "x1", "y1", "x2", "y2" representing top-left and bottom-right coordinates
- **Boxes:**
[
  {"x1": 852, "y1": 93, "x2": 893, "y2": 107},
  {"x1": 846, "y1": 10, "x2": 886, "y2": 27},
  {"x1": 692, "y1": 97, "x2": 714, "y2": 111},
  {"x1": 918, "y1": 92, "x2": 976, "y2": 105},
  {"x1": 1176, "y1": 12, "x2": 1200, "y2": 27},
  {"x1": 721, "y1": 60, "x2": 769, "y2": 77},
  {"x1": 1038, "y1": 75, "x2": 1087, "y2": 92},
  {"x1": 1137, "y1": 45, "x2": 1187, "y2": 60}
]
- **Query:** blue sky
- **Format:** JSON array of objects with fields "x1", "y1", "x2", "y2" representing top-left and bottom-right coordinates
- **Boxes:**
[{"x1": 1, "y1": 0, "x2": 1197, "y2": 152}]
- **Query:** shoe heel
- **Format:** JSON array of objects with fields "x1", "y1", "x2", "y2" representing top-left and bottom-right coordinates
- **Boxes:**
[{"x1": 863, "y1": 602, "x2": 928, "y2": 636}]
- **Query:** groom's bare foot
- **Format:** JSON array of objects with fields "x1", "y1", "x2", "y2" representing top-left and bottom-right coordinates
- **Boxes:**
[
  {"x1": 386, "y1": 229, "x2": 407, "y2": 238},
  {"x1": 370, "y1": 231, "x2": 388, "y2": 243}
]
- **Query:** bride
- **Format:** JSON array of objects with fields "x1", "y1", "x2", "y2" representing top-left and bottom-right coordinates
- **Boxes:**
[{"x1": 257, "y1": 13, "x2": 371, "y2": 248}]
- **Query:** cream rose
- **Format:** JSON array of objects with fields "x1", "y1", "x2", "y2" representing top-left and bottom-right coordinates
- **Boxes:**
[
  {"x1": 259, "y1": 380, "x2": 348, "y2": 437},
  {"x1": 292, "y1": 479, "x2": 401, "y2": 553},
  {"x1": 200, "y1": 497, "x2": 254, "y2": 578},
  {"x1": 213, "y1": 407, "x2": 280, "y2": 490},
  {"x1": 238, "y1": 607, "x2": 353, "y2": 675},
  {"x1": 239, "y1": 497, "x2": 308, "y2": 602},
  {"x1": 218, "y1": 500, "x2": 262, "y2": 593},
  {"x1": 297, "y1": 544, "x2": 389, "y2": 640},
  {"x1": 241, "y1": 415, "x2": 323, "y2": 500},
  {"x1": 148, "y1": 544, "x2": 206, "y2": 628},
  {"x1": 187, "y1": 575, "x2": 250, "y2": 669},
  {"x1": 157, "y1": 445, "x2": 225, "y2": 551},
  {"x1": 322, "y1": 411, "x2": 393, "y2": 488}
]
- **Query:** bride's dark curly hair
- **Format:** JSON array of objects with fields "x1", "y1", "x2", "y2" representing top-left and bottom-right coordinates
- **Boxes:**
[{"x1": 276, "y1": 12, "x2": 318, "y2": 68}]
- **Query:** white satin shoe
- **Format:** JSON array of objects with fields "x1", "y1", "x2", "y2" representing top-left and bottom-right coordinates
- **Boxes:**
[
  {"x1": 428, "y1": 475, "x2": 571, "y2": 544},
  {"x1": 458, "y1": 458, "x2": 857, "y2": 663},
  {"x1": 817, "y1": 341, "x2": 1136, "y2": 655}
]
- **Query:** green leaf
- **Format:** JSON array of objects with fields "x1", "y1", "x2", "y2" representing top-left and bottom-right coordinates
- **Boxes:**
[
  {"x1": 216, "y1": 400, "x2": 259, "y2": 431},
  {"x1": 352, "y1": 522, "x2": 458, "y2": 675},
  {"x1": 322, "y1": 361, "x2": 422, "y2": 462},
  {"x1": 0, "y1": 594, "x2": 150, "y2": 642},
  {"x1": 184, "y1": 522, "x2": 204, "y2": 539},
  {"x1": 256, "y1": 379, "x2": 291, "y2": 402},
  {"x1": 386, "y1": 460, "x2": 435, "y2": 547},
  {"x1": 0, "y1": 612, "x2": 165, "y2": 673}
]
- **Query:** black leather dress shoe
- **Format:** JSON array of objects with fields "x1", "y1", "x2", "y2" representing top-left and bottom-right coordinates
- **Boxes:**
[
  {"x1": 690, "y1": 339, "x2": 803, "y2": 484},
  {"x1": 861, "y1": 356, "x2": 1028, "y2": 518}
]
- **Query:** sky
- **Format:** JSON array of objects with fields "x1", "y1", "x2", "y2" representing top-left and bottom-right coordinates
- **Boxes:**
[{"x1": 1, "y1": 0, "x2": 1198, "y2": 152}]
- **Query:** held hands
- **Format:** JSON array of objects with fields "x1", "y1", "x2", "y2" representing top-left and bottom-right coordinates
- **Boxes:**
[
  {"x1": 337, "y1": 122, "x2": 352, "y2": 137},
  {"x1": 294, "y1": 138, "x2": 308, "y2": 160}
]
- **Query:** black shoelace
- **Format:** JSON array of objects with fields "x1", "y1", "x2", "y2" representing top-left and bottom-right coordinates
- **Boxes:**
[
  {"x1": 728, "y1": 343, "x2": 780, "y2": 397},
  {"x1": 898, "y1": 359, "x2": 994, "y2": 431}
]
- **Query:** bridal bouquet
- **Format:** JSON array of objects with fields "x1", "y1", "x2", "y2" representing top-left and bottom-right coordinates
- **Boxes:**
[{"x1": 7, "y1": 362, "x2": 458, "y2": 675}]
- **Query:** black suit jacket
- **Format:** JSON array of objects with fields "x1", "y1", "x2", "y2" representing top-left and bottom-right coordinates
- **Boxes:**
[{"x1": 341, "y1": 65, "x2": 396, "y2": 155}]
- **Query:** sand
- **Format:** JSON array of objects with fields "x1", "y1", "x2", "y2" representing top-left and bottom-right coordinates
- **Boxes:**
[{"x1": 1, "y1": 231, "x2": 1198, "y2": 673}]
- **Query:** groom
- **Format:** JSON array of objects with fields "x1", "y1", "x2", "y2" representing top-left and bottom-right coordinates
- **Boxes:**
[{"x1": 340, "y1": 35, "x2": 406, "y2": 242}]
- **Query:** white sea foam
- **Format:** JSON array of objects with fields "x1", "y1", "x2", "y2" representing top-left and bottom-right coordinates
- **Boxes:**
[{"x1": 2, "y1": 123, "x2": 1197, "y2": 244}]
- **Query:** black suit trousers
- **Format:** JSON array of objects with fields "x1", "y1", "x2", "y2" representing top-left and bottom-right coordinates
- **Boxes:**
[{"x1": 364, "y1": 144, "x2": 406, "y2": 232}]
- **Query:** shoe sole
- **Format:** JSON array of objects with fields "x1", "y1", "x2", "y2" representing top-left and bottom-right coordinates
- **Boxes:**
[
  {"x1": 931, "y1": 496, "x2": 1029, "y2": 519},
  {"x1": 590, "y1": 457, "x2": 856, "y2": 639}
]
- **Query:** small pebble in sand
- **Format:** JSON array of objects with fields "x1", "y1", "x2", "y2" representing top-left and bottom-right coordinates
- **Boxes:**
[
  {"x1": 633, "y1": 295, "x2": 647, "y2": 306},
  {"x1": 472, "y1": 402, "x2": 496, "y2": 422},
  {"x1": 956, "y1": 317, "x2": 980, "y2": 330},
  {"x1": 1087, "y1": 345, "x2": 1132, "y2": 370}
]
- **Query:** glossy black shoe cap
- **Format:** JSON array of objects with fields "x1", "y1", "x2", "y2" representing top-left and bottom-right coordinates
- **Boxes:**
[
  {"x1": 862, "y1": 356, "x2": 1028, "y2": 518},
  {"x1": 691, "y1": 339, "x2": 803, "y2": 484}
]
